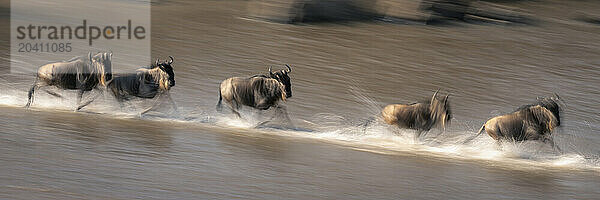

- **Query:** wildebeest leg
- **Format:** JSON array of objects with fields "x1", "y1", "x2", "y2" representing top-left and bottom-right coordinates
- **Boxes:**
[
  {"x1": 116, "y1": 98, "x2": 129, "y2": 112},
  {"x1": 216, "y1": 90, "x2": 223, "y2": 112},
  {"x1": 535, "y1": 141, "x2": 546, "y2": 154},
  {"x1": 109, "y1": 90, "x2": 127, "y2": 111},
  {"x1": 226, "y1": 99, "x2": 242, "y2": 118},
  {"x1": 231, "y1": 109, "x2": 242, "y2": 118},
  {"x1": 552, "y1": 142, "x2": 563, "y2": 154},
  {"x1": 257, "y1": 105, "x2": 293, "y2": 128},
  {"x1": 44, "y1": 89, "x2": 63, "y2": 98},
  {"x1": 495, "y1": 140, "x2": 504, "y2": 151},
  {"x1": 360, "y1": 117, "x2": 376, "y2": 134},
  {"x1": 166, "y1": 93, "x2": 178, "y2": 114},
  {"x1": 277, "y1": 105, "x2": 293, "y2": 126},
  {"x1": 544, "y1": 136, "x2": 562, "y2": 154},
  {"x1": 427, "y1": 130, "x2": 446, "y2": 144},
  {"x1": 75, "y1": 89, "x2": 85, "y2": 111},
  {"x1": 415, "y1": 130, "x2": 424, "y2": 143},
  {"x1": 76, "y1": 90, "x2": 102, "y2": 111},
  {"x1": 141, "y1": 93, "x2": 163, "y2": 116},
  {"x1": 25, "y1": 78, "x2": 40, "y2": 108}
]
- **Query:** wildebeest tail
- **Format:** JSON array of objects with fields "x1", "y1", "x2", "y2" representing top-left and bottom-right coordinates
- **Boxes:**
[
  {"x1": 216, "y1": 90, "x2": 223, "y2": 112},
  {"x1": 463, "y1": 124, "x2": 486, "y2": 144}
]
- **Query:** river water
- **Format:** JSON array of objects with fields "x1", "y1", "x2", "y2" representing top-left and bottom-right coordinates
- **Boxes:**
[{"x1": 1, "y1": 0, "x2": 600, "y2": 199}]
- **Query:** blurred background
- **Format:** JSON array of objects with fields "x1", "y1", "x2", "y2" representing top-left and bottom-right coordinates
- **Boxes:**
[{"x1": 1, "y1": 0, "x2": 600, "y2": 199}]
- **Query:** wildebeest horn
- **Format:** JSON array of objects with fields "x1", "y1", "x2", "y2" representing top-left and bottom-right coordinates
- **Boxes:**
[
  {"x1": 155, "y1": 58, "x2": 160, "y2": 66},
  {"x1": 431, "y1": 89, "x2": 440, "y2": 103},
  {"x1": 285, "y1": 64, "x2": 292, "y2": 73},
  {"x1": 269, "y1": 66, "x2": 273, "y2": 75},
  {"x1": 553, "y1": 92, "x2": 567, "y2": 108},
  {"x1": 552, "y1": 92, "x2": 561, "y2": 100},
  {"x1": 168, "y1": 56, "x2": 174, "y2": 65}
]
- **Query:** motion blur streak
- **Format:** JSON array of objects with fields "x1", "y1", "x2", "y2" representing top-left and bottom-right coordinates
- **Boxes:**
[{"x1": 1, "y1": 0, "x2": 600, "y2": 199}]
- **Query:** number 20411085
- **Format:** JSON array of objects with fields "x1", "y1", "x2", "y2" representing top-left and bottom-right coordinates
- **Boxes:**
[{"x1": 17, "y1": 43, "x2": 72, "y2": 53}]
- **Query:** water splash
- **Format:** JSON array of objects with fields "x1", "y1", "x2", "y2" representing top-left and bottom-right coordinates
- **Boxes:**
[{"x1": 0, "y1": 88, "x2": 598, "y2": 171}]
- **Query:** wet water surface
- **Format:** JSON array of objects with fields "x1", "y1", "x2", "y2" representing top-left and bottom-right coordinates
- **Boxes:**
[{"x1": 1, "y1": 0, "x2": 600, "y2": 199}]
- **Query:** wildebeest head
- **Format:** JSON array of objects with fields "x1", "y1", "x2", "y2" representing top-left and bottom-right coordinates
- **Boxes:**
[
  {"x1": 155, "y1": 56, "x2": 175, "y2": 88},
  {"x1": 429, "y1": 90, "x2": 452, "y2": 130},
  {"x1": 269, "y1": 64, "x2": 292, "y2": 98},
  {"x1": 89, "y1": 52, "x2": 113, "y2": 86},
  {"x1": 517, "y1": 93, "x2": 563, "y2": 126}
]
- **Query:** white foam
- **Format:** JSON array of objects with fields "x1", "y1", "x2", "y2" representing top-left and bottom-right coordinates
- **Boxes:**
[
  {"x1": 1, "y1": 90, "x2": 598, "y2": 171},
  {"x1": 551, "y1": 154, "x2": 585, "y2": 166},
  {"x1": 0, "y1": 93, "x2": 21, "y2": 106}
]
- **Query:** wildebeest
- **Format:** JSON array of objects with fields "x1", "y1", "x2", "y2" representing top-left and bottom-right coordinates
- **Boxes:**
[
  {"x1": 107, "y1": 56, "x2": 176, "y2": 115},
  {"x1": 466, "y1": 94, "x2": 563, "y2": 152},
  {"x1": 216, "y1": 64, "x2": 292, "y2": 123},
  {"x1": 25, "y1": 52, "x2": 113, "y2": 110},
  {"x1": 381, "y1": 90, "x2": 451, "y2": 139}
]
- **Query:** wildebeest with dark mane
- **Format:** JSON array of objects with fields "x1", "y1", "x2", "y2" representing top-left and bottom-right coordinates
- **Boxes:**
[
  {"x1": 107, "y1": 56, "x2": 176, "y2": 116},
  {"x1": 465, "y1": 94, "x2": 563, "y2": 152},
  {"x1": 216, "y1": 64, "x2": 293, "y2": 123},
  {"x1": 25, "y1": 52, "x2": 113, "y2": 110},
  {"x1": 381, "y1": 90, "x2": 451, "y2": 139}
]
